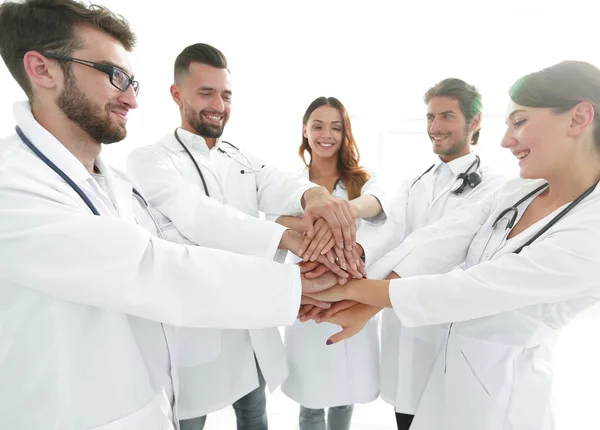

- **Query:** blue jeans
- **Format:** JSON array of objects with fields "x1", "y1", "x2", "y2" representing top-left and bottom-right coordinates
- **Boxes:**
[
  {"x1": 179, "y1": 364, "x2": 268, "y2": 430},
  {"x1": 299, "y1": 405, "x2": 354, "y2": 430}
]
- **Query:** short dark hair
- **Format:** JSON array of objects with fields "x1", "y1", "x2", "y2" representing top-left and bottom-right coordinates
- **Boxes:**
[
  {"x1": 510, "y1": 61, "x2": 600, "y2": 150},
  {"x1": 424, "y1": 78, "x2": 483, "y2": 145},
  {"x1": 0, "y1": 0, "x2": 136, "y2": 99},
  {"x1": 174, "y1": 43, "x2": 228, "y2": 83}
]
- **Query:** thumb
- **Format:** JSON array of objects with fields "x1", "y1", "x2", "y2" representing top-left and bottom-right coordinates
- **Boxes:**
[
  {"x1": 302, "y1": 214, "x2": 317, "y2": 239},
  {"x1": 326, "y1": 326, "x2": 355, "y2": 345}
]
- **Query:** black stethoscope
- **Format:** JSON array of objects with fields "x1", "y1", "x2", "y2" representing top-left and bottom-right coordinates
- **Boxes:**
[
  {"x1": 173, "y1": 128, "x2": 264, "y2": 197},
  {"x1": 412, "y1": 155, "x2": 482, "y2": 195},
  {"x1": 490, "y1": 181, "x2": 597, "y2": 255},
  {"x1": 15, "y1": 126, "x2": 164, "y2": 237}
]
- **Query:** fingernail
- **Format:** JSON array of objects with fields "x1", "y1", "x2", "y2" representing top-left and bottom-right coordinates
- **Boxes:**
[
  {"x1": 298, "y1": 248, "x2": 304, "y2": 255},
  {"x1": 338, "y1": 242, "x2": 344, "y2": 249},
  {"x1": 326, "y1": 340, "x2": 333, "y2": 345},
  {"x1": 310, "y1": 256, "x2": 316, "y2": 262},
  {"x1": 351, "y1": 263, "x2": 357, "y2": 271}
]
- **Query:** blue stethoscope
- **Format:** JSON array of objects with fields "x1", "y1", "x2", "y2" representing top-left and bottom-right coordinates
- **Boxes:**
[
  {"x1": 488, "y1": 181, "x2": 596, "y2": 255},
  {"x1": 15, "y1": 126, "x2": 165, "y2": 238},
  {"x1": 173, "y1": 128, "x2": 264, "y2": 197}
]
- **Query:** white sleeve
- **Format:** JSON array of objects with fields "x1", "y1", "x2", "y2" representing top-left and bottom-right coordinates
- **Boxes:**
[
  {"x1": 251, "y1": 152, "x2": 315, "y2": 216},
  {"x1": 0, "y1": 184, "x2": 300, "y2": 329},
  {"x1": 390, "y1": 203, "x2": 600, "y2": 327},
  {"x1": 367, "y1": 195, "x2": 493, "y2": 280},
  {"x1": 358, "y1": 179, "x2": 411, "y2": 266},
  {"x1": 359, "y1": 174, "x2": 393, "y2": 224},
  {"x1": 127, "y1": 147, "x2": 286, "y2": 259}
]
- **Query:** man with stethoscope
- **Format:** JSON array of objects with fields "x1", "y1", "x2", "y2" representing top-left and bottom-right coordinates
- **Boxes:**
[
  {"x1": 353, "y1": 78, "x2": 511, "y2": 430},
  {"x1": 0, "y1": 2, "x2": 344, "y2": 429},
  {"x1": 127, "y1": 43, "x2": 365, "y2": 430}
]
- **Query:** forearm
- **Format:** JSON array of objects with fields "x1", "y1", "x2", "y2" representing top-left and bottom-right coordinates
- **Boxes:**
[
  {"x1": 345, "y1": 278, "x2": 392, "y2": 308},
  {"x1": 350, "y1": 194, "x2": 383, "y2": 219},
  {"x1": 275, "y1": 215, "x2": 306, "y2": 233}
]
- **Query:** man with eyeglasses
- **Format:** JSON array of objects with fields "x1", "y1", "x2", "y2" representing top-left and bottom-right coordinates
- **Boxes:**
[
  {"x1": 0, "y1": 1, "x2": 342, "y2": 429},
  {"x1": 126, "y1": 43, "x2": 380, "y2": 430}
]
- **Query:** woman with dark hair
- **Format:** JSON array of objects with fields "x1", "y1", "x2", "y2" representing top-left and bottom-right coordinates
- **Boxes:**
[
  {"x1": 274, "y1": 96, "x2": 390, "y2": 430},
  {"x1": 306, "y1": 62, "x2": 600, "y2": 430}
]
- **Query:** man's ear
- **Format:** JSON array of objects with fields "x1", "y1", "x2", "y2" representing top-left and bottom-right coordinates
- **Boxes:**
[
  {"x1": 22, "y1": 51, "x2": 61, "y2": 92},
  {"x1": 469, "y1": 112, "x2": 482, "y2": 133},
  {"x1": 170, "y1": 84, "x2": 184, "y2": 108}
]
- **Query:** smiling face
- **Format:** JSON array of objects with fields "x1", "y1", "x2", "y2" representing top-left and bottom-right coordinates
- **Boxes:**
[
  {"x1": 55, "y1": 26, "x2": 138, "y2": 144},
  {"x1": 173, "y1": 62, "x2": 232, "y2": 140},
  {"x1": 501, "y1": 101, "x2": 574, "y2": 179},
  {"x1": 426, "y1": 96, "x2": 476, "y2": 162},
  {"x1": 303, "y1": 105, "x2": 344, "y2": 161}
]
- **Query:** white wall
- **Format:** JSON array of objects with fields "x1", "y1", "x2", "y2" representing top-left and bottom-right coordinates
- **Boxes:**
[{"x1": 1, "y1": 0, "x2": 599, "y2": 428}]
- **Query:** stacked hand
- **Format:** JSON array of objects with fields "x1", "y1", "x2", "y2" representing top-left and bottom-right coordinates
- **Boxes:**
[
  {"x1": 290, "y1": 187, "x2": 380, "y2": 344},
  {"x1": 299, "y1": 271, "x2": 381, "y2": 345},
  {"x1": 301, "y1": 188, "x2": 364, "y2": 274}
]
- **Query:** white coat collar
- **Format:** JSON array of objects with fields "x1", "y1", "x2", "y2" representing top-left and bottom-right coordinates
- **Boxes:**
[
  {"x1": 432, "y1": 152, "x2": 478, "y2": 178},
  {"x1": 174, "y1": 127, "x2": 225, "y2": 158},
  {"x1": 13, "y1": 101, "x2": 104, "y2": 186}
]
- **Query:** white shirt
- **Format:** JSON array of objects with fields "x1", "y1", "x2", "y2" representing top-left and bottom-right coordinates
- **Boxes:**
[
  {"x1": 0, "y1": 102, "x2": 302, "y2": 430},
  {"x1": 359, "y1": 152, "x2": 509, "y2": 266},
  {"x1": 368, "y1": 178, "x2": 600, "y2": 429},
  {"x1": 279, "y1": 168, "x2": 388, "y2": 408},
  {"x1": 127, "y1": 128, "x2": 315, "y2": 418},
  {"x1": 358, "y1": 152, "x2": 510, "y2": 413}
]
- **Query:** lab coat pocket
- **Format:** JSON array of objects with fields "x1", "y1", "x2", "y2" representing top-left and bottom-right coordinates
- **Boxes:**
[
  {"x1": 90, "y1": 390, "x2": 173, "y2": 430},
  {"x1": 176, "y1": 327, "x2": 221, "y2": 368},
  {"x1": 224, "y1": 167, "x2": 259, "y2": 214},
  {"x1": 458, "y1": 335, "x2": 515, "y2": 399},
  {"x1": 460, "y1": 349, "x2": 491, "y2": 397}
]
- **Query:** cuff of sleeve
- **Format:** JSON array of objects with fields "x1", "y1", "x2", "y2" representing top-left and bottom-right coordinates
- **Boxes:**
[
  {"x1": 362, "y1": 189, "x2": 391, "y2": 225},
  {"x1": 266, "y1": 223, "x2": 289, "y2": 260},
  {"x1": 363, "y1": 211, "x2": 387, "y2": 225},
  {"x1": 288, "y1": 265, "x2": 303, "y2": 324},
  {"x1": 392, "y1": 259, "x2": 423, "y2": 279},
  {"x1": 388, "y1": 278, "x2": 429, "y2": 327}
]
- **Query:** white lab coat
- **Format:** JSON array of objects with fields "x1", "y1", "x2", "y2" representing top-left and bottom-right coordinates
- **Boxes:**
[
  {"x1": 0, "y1": 102, "x2": 302, "y2": 430},
  {"x1": 280, "y1": 169, "x2": 389, "y2": 409},
  {"x1": 359, "y1": 153, "x2": 509, "y2": 414},
  {"x1": 127, "y1": 129, "x2": 314, "y2": 419},
  {"x1": 368, "y1": 177, "x2": 600, "y2": 430}
]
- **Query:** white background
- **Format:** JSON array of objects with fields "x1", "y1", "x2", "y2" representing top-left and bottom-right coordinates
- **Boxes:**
[{"x1": 2, "y1": 0, "x2": 600, "y2": 428}]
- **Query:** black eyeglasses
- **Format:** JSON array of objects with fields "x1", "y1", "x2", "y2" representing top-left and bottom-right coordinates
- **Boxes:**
[{"x1": 40, "y1": 52, "x2": 140, "y2": 96}]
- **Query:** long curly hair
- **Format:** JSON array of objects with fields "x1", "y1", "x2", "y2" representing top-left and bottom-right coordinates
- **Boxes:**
[{"x1": 299, "y1": 96, "x2": 369, "y2": 200}]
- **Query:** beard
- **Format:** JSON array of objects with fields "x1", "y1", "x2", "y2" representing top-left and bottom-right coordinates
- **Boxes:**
[
  {"x1": 184, "y1": 101, "x2": 228, "y2": 139},
  {"x1": 432, "y1": 123, "x2": 470, "y2": 157},
  {"x1": 57, "y1": 73, "x2": 127, "y2": 144}
]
